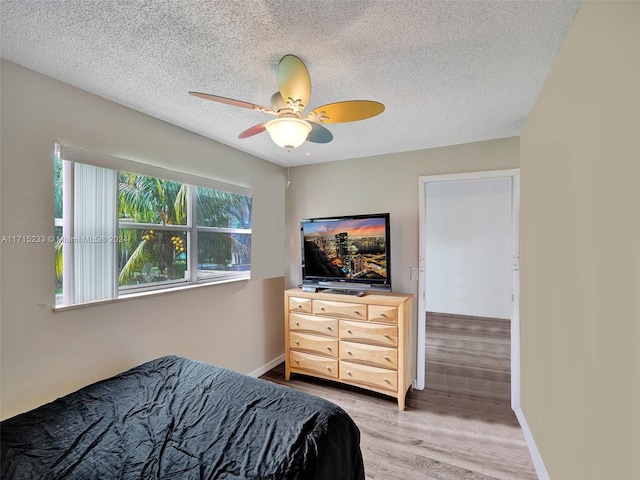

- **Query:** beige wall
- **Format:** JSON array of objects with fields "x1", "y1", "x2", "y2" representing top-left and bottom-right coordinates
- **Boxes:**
[
  {"x1": 520, "y1": 2, "x2": 639, "y2": 478},
  {"x1": 285, "y1": 137, "x2": 520, "y2": 309},
  {"x1": 7, "y1": 3, "x2": 638, "y2": 473},
  {"x1": 0, "y1": 61, "x2": 287, "y2": 419}
]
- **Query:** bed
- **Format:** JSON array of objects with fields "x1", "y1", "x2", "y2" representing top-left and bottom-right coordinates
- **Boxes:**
[{"x1": 1, "y1": 355, "x2": 364, "y2": 480}]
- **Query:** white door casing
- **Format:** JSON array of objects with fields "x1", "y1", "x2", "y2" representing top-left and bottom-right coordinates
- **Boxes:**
[{"x1": 416, "y1": 169, "x2": 521, "y2": 410}]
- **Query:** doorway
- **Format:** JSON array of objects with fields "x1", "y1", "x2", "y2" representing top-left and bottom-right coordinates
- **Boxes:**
[{"x1": 416, "y1": 169, "x2": 520, "y2": 410}]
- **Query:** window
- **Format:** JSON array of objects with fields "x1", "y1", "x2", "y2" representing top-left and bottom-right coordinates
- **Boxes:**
[{"x1": 54, "y1": 144, "x2": 252, "y2": 307}]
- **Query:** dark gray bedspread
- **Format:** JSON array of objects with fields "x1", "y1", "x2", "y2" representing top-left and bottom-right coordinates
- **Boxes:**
[{"x1": 1, "y1": 356, "x2": 364, "y2": 480}]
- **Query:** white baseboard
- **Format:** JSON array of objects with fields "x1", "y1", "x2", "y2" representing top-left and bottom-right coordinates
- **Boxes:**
[
  {"x1": 514, "y1": 407, "x2": 550, "y2": 480},
  {"x1": 248, "y1": 354, "x2": 285, "y2": 378}
]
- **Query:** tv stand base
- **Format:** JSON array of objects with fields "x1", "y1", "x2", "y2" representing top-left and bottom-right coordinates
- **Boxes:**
[{"x1": 321, "y1": 288, "x2": 366, "y2": 297}]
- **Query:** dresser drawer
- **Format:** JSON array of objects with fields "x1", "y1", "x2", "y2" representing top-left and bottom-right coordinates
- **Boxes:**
[
  {"x1": 290, "y1": 351, "x2": 338, "y2": 379},
  {"x1": 340, "y1": 341, "x2": 398, "y2": 369},
  {"x1": 368, "y1": 304, "x2": 398, "y2": 324},
  {"x1": 340, "y1": 320, "x2": 398, "y2": 347},
  {"x1": 313, "y1": 300, "x2": 366, "y2": 320},
  {"x1": 289, "y1": 296, "x2": 312, "y2": 313},
  {"x1": 290, "y1": 313, "x2": 338, "y2": 337},
  {"x1": 290, "y1": 332, "x2": 338, "y2": 358},
  {"x1": 339, "y1": 361, "x2": 398, "y2": 392}
]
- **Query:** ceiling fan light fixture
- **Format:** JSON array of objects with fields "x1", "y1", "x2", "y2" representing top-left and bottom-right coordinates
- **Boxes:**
[{"x1": 265, "y1": 118, "x2": 312, "y2": 151}]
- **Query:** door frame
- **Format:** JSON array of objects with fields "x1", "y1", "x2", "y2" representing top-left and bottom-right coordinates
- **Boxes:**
[{"x1": 416, "y1": 169, "x2": 521, "y2": 410}]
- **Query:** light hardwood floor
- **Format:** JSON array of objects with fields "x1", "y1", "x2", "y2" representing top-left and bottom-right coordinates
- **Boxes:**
[{"x1": 262, "y1": 312, "x2": 537, "y2": 479}]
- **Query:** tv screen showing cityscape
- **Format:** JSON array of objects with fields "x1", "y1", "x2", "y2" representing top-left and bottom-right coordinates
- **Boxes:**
[{"x1": 302, "y1": 216, "x2": 388, "y2": 281}]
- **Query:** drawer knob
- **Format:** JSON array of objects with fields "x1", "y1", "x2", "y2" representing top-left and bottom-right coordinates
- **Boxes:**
[
  {"x1": 326, "y1": 346, "x2": 332, "y2": 351},
  {"x1": 326, "y1": 326, "x2": 332, "y2": 331},
  {"x1": 384, "y1": 356, "x2": 390, "y2": 361},
  {"x1": 380, "y1": 312, "x2": 387, "y2": 317},
  {"x1": 295, "y1": 321, "x2": 300, "y2": 326},
  {"x1": 347, "y1": 371, "x2": 352, "y2": 376},
  {"x1": 294, "y1": 340, "x2": 299, "y2": 345},
  {"x1": 297, "y1": 305, "x2": 302, "y2": 308},
  {"x1": 383, "y1": 334, "x2": 390, "y2": 338},
  {"x1": 347, "y1": 329, "x2": 352, "y2": 334},
  {"x1": 326, "y1": 366, "x2": 331, "y2": 371},
  {"x1": 320, "y1": 307, "x2": 325, "y2": 311},
  {"x1": 294, "y1": 359, "x2": 299, "y2": 364},
  {"x1": 384, "y1": 378, "x2": 390, "y2": 383},
  {"x1": 353, "y1": 310, "x2": 361, "y2": 314},
  {"x1": 347, "y1": 351, "x2": 352, "y2": 355}
]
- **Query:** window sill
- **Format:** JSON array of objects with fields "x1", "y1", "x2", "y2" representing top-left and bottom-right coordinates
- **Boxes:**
[{"x1": 53, "y1": 275, "x2": 250, "y2": 312}]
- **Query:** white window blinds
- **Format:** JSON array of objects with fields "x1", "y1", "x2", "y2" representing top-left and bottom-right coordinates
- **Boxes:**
[{"x1": 71, "y1": 163, "x2": 117, "y2": 303}]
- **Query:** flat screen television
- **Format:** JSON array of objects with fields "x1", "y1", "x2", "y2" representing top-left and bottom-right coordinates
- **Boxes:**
[{"x1": 300, "y1": 213, "x2": 391, "y2": 293}]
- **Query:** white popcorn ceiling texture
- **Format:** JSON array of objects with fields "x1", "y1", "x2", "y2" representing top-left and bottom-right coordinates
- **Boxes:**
[{"x1": 0, "y1": 0, "x2": 580, "y2": 166}]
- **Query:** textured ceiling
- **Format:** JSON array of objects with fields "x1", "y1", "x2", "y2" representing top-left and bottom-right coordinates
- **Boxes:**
[{"x1": 0, "y1": 0, "x2": 580, "y2": 166}]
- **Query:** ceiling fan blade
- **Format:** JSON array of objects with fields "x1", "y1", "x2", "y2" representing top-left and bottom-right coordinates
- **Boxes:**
[
  {"x1": 308, "y1": 123, "x2": 333, "y2": 144},
  {"x1": 238, "y1": 123, "x2": 267, "y2": 139},
  {"x1": 308, "y1": 100, "x2": 385, "y2": 124},
  {"x1": 277, "y1": 55, "x2": 311, "y2": 112},
  {"x1": 189, "y1": 92, "x2": 275, "y2": 114}
]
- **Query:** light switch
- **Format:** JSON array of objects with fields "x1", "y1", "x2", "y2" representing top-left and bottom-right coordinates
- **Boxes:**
[{"x1": 410, "y1": 267, "x2": 419, "y2": 281}]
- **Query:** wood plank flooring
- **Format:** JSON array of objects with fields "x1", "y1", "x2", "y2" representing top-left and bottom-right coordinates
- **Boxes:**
[
  {"x1": 261, "y1": 312, "x2": 537, "y2": 479},
  {"x1": 426, "y1": 312, "x2": 511, "y2": 402}
]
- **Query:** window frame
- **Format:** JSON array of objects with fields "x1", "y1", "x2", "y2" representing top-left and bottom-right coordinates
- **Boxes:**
[{"x1": 55, "y1": 144, "x2": 253, "y2": 308}]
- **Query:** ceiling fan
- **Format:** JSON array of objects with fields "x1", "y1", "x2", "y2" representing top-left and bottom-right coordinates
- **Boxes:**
[{"x1": 189, "y1": 54, "x2": 385, "y2": 151}]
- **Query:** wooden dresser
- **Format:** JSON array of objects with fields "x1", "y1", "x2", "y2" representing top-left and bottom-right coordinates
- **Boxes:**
[{"x1": 284, "y1": 288, "x2": 414, "y2": 410}]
